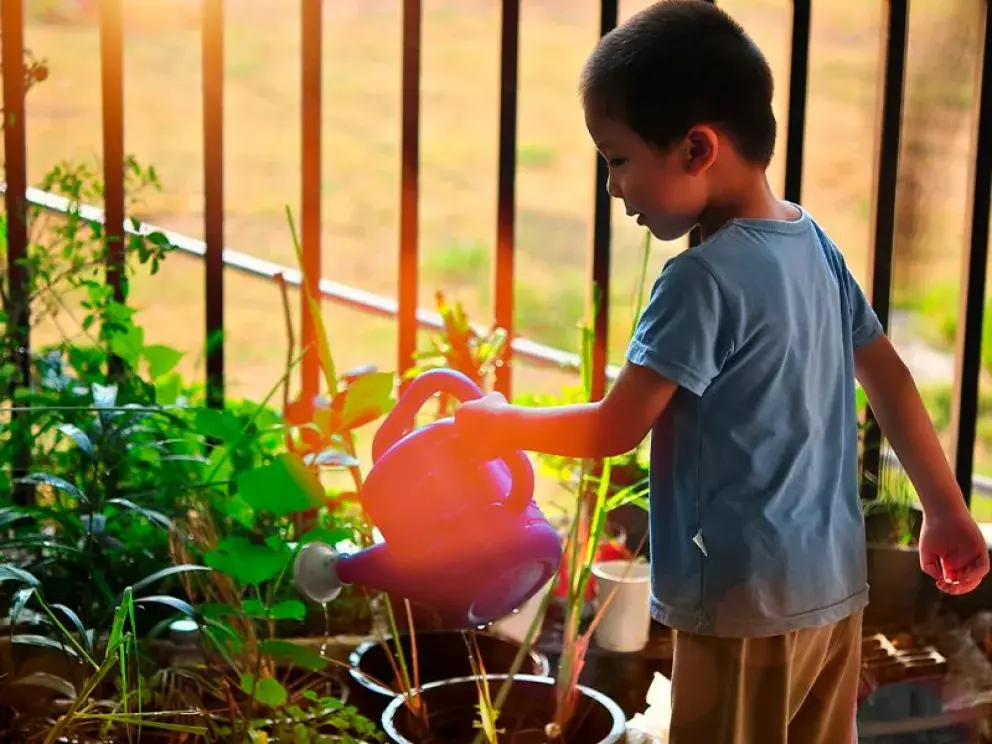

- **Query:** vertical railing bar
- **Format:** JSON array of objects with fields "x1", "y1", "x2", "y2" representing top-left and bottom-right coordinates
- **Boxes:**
[
  {"x1": 590, "y1": 0, "x2": 618, "y2": 401},
  {"x1": 398, "y1": 0, "x2": 421, "y2": 386},
  {"x1": 203, "y1": 0, "x2": 225, "y2": 409},
  {"x1": 494, "y1": 0, "x2": 521, "y2": 399},
  {"x1": 99, "y1": 0, "x2": 125, "y2": 377},
  {"x1": 301, "y1": 0, "x2": 322, "y2": 404},
  {"x1": 2, "y1": 0, "x2": 33, "y2": 505},
  {"x1": 861, "y1": 0, "x2": 909, "y2": 501},
  {"x1": 783, "y1": 0, "x2": 811, "y2": 204},
  {"x1": 950, "y1": 0, "x2": 992, "y2": 508}
]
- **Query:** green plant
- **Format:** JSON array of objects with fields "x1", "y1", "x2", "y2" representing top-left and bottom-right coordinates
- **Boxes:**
[
  {"x1": 281, "y1": 205, "x2": 426, "y2": 724},
  {"x1": 1, "y1": 158, "x2": 172, "y2": 337},
  {"x1": 0, "y1": 157, "x2": 246, "y2": 631},
  {"x1": 167, "y1": 488, "x2": 383, "y2": 743},
  {"x1": 405, "y1": 290, "x2": 508, "y2": 417},
  {"x1": 862, "y1": 456, "x2": 921, "y2": 547},
  {"x1": 0, "y1": 564, "x2": 209, "y2": 742}
]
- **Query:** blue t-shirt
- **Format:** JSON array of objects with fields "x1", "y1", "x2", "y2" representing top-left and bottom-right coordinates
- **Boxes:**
[{"x1": 626, "y1": 205, "x2": 883, "y2": 638}]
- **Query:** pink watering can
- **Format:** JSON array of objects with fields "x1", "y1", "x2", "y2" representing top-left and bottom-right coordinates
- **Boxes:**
[{"x1": 293, "y1": 368, "x2": 563, "y2": 628}]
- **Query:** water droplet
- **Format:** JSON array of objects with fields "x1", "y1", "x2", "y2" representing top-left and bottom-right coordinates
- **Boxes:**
[{"x1": 321, "y1": 602, "x2": 331, "y2": 657}]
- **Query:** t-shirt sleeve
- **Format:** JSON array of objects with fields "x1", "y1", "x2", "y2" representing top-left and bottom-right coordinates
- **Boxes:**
[
  {"x1": 847, "y1": 271, "x2": 884, "y2": 349},
  {"x1": 825, "y1": 241, "x2": 884, "y2": 348},
  {"x1": 625, "y1": 256, "x2": 735, "y2": 396}
]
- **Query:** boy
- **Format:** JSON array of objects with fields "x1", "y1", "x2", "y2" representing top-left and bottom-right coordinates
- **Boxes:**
[{"x1": 453, "y1": 1, "x2": 990, "y2": 742}]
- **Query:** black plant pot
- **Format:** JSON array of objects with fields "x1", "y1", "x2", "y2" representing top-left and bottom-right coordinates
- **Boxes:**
[
  {"x1": 863, "y1": 509, "x2": 940, "y2": 628},
  {"x1": 381, "y1": 673, "x2": 626, "y2": 744},
  {"x1": 348, "y1": 630, "x2": 550, "y2": 722}
]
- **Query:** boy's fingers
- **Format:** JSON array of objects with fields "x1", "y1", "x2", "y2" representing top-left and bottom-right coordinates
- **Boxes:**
[
  {"x1": 945, "y1": 553, "x2": 989, "y2": 583},
  {"x1": 920, "y1": 553, "x2": 942, "y2": 581},
  {"x1": 938, "y1": 575, "x2": 982, "y2": 595}
]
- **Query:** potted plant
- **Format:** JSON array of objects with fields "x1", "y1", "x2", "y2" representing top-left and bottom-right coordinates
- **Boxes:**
[
  {"x1": 860, "y1": 429, "x2": 935, "y2": 628},
  {"x1": 0, "y1": 564, "x2": 209, "y2": 742}
]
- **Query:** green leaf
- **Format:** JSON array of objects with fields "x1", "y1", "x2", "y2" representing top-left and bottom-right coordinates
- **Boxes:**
[
  {"x1": 205, "y1": 445, "x2": 234, "y2": 483},
  {"x1": 129, "y1": 564, "x2": 212, "y2": 595},
  {"x1": 258, "y1": 640, "x2": 328, "y2": 671},
  {"x1": 156, "y1": 373, "x2": 182, "y2": 406},
  {"x1": 147, "y1": 231, "x2": 171, "y2": 246},
  {"x1": 104, "y1": 301, "x2": 136, "y2": 325},
  {"x1": 107, "y1": 498, "x2": 172, "y2": 530},
  {"x1": 106, "y1": 589, "x2": 131, "y2": 661},
  {"x1": 217, "y1": 493, "x2": 254, "y2": 530},
  {"x1": 50, "y1": 605, "x2": 90, "y2": 650},
  {"x1": 198, "y1": 603, "x2": 238, "y2": 620},
  {"x1": 0, "y1": 565, "x2": 41, "y2": 587},
  {"x1": 13, "y1": 635, "x2": 79, "y2": 657},
  {"x1": 143, "y1": 344, "x2": 184, "y2": 378},
  {"x1": 57, "y1": 424, "x2": 95, "y2": 458},
  {"x1": 240, "y1": 673, "x2": 287, "y2": 708},
  {"x1": 268, "y1": 600, "x2": 306, "y2": 621},
  {"x1": 236, "y1": 454, "x2": 325, "y2": 518},
  {"x1": 109, "y1": 325, "x2": 144, "y2": 368},
  {"x1": 339, "y1": 371, "x2": 395, "y2": 430},
  {"x1": 0, "y1": 507, "x2": 29, "y2": 529},
  {"x1": 241, "y1": 598, "x2": 268, "y2": 618},
  {"x1": 194, "y1": 407, "x2": 243, "y2": 442},
  {"x1": 7, "y1": 672, "x2": 77, "y2": 699},
  {"x1": 133, "y1": 595, "x2": 199, "y2": 620},
  {"x1": 10, "y1": 586, "x2": 36, "y2": 626},
  {"x1": 299, "y1": 527, "x2": 351, "y2": 547},
  {"x1": 16, "y1": 473, "x2": 87, "y2": 503},
  {"x1": 203, "y1": 537, "x2": 289, "y2": 586}
]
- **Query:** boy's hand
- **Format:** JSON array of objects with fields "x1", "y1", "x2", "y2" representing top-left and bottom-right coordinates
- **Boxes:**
[
  {"x1": 919, "y1": 506, "x2": 990, "y2": 594},
  {"x1": 453, "y1": 392, "x2": 511, "y2": 461}
]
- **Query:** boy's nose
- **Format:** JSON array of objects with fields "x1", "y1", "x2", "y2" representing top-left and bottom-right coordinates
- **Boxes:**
[{"x1": 606, "y1": 173, "x2": 622, "y2": 199}]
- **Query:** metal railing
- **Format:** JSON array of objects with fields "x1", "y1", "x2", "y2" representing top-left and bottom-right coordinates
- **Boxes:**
[{"x1": 2, "y1": 0, "x2": 991, "y2": 506}]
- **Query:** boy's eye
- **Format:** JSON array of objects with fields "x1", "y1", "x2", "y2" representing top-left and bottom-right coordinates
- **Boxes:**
[{"x1": 608, "y1": 157, "x2": 628, "y2": 167}]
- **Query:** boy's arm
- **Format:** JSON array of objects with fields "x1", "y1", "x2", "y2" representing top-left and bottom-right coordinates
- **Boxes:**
[
  {"x1": 454, "y1": 361, "x2": 679, "y2": 460},
  {"x1": 854, "y1": 334, "x2": 989, "y2": 593}
]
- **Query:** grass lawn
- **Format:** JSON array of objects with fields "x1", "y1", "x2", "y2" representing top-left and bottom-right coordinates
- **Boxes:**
[{"x1": 14, "y1": 0, "x2": 992, "y2": 502}]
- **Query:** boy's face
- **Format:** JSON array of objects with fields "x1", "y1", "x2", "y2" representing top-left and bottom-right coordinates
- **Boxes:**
[{"x1": 584, "y1": 106, "x2": 709, "y2": 242}]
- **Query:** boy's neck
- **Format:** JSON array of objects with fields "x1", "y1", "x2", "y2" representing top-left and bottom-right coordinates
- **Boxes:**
[{"x1": 695, "y1": 171, "x2": 799, "y2": 242}]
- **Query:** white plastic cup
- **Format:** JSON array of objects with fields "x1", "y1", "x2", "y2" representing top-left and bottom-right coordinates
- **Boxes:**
[
  {"x1": 591, "y1": 559, "x2": 652, "y2": 653},
  {"x1": 490, "y1": 578, "x2": 553, "y2": 645}
]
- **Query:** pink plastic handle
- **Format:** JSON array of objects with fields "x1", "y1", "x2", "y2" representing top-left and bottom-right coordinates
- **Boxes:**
[{"x1": 372, "y1": 369, "x2": 534, "y2": 510}]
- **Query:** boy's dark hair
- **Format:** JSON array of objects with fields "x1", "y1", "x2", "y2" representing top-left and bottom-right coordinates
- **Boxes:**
[{"x1": 580, "y1": 0, "x2": 777, "y2": 167}]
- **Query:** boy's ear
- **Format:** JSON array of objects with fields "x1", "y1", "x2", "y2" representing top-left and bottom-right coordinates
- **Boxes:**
[{"x1": 684, "y1": 126, "x2": 719, "y2": 175}]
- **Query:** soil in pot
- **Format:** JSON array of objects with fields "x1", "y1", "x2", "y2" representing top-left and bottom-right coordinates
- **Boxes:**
[
  {"x1": 349, "y1": 630, "x2": 549, "y2": 720},
  {"x1": 382, "y1": 673, "x2": 626, "y2": 744},
  {"x1": 864, "y1": 506, "x2": 923, "y2": 547}
]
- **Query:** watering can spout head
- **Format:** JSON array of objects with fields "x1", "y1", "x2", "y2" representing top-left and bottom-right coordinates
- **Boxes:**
[{"x1": 293, "y1": 542, "x2": 347, "y2": 604}]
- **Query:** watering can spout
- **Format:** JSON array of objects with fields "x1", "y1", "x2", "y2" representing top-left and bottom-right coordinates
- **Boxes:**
[{"x1": 293, "y1": 542, "x2": 437, "y2": 608}]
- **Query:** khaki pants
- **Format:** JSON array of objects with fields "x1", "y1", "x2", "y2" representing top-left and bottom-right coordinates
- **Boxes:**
[{"x1": 669, "y1": 610, "x2": 862, "y2": 744}]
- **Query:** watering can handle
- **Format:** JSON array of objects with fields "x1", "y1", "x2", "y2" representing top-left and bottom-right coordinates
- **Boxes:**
[{"x1": 372, "y1": 369, "x2": 534, "y2": 511}]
